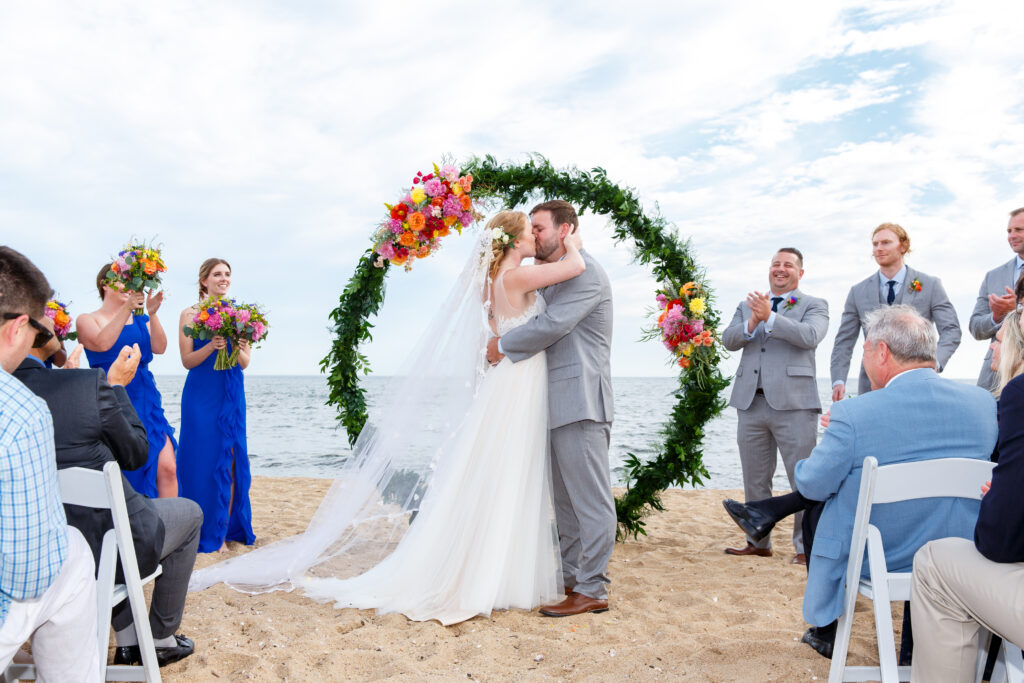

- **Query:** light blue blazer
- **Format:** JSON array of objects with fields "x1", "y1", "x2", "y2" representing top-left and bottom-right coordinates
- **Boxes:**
[{"x1": 794, "y1": 368, "x2": 997, "y2": 626}]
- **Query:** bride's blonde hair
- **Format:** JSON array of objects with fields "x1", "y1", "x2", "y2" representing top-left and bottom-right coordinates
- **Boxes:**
[{"x1": 486, "y1": 211, "x2": 529, "y2": 279}]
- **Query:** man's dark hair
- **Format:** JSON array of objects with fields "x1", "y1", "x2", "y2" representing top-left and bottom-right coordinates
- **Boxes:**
[
  {"x1": 777, "y1": 247, "x2": 804, "y2": 267},
  {"x1": 1010, "y1": 207, "x2": 1024, "y2": 218},
  {"x1": 530, "y1": 200, "x2": 579, "y2": 232},
  {"x1": 0, "y1": 246, "x2": 52, "y2": 319}
]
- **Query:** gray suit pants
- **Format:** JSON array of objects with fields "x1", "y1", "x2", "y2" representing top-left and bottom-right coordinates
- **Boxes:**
[
  {"x1": 550, "y1": 420, "x2": 616, "y2": 600},
  {"x1": 112, "y1": 497, "x2": 202, "y2": 639},
  {"x1": 736, "y1": 394, "x2": 817, "y2": 553}
]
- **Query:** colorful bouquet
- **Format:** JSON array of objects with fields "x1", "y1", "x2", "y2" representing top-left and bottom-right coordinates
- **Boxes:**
[
  {"x1": 44, "y1": 299, "x2": 76, "y2": 342},
  {"x1": 372, "y1": 163, "x2": 479, "y2": 271},
  {"x1": 105, "y1": 241, "x2": 167, "y2": 315},
  {"x1": 182, "y1": 297, "x2": 269, "y2": 370},
  {"x1": 644, "y1": 281, "x2": 717, "y2": 375}
]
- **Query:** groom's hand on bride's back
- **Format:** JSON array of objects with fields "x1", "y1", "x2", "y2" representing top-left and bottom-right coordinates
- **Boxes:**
[{"x1": 486, "y1": 337, "x2": 504, "y2": 365}]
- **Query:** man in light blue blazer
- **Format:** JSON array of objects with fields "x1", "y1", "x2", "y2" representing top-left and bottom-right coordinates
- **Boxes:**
[
  {"x1": 969, "y1": 207, "x2": 1024, "y2": 392},
  {"x1": 722, "y1": 247, "x2": 829, "y2": 562},
  {"x1": 830, "y1": 223, "x2": 960, "y2": 401},
  {"x1": 795, "y1": 305, "x2": 997, "y2": 656}
]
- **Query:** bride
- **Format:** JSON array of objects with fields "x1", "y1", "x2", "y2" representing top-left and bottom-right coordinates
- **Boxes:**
[{"x1": 189, "y1": 210, "x2": 586, "y2": 625}]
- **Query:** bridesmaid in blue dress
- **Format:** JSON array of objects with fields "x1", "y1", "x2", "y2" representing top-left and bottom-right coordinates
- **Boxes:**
[
  {"x1": 78, "y1": 264, "x2": 178, "y2": 498},
  {"x1": 177, "y1": 258, "x2": 255, "y2": 553}
]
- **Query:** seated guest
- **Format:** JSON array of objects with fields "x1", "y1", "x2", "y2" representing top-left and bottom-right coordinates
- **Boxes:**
[
  {"x1": 724, "y1": 306, "x2": 997, "y2": 658},
  {"x1": 14, "y1": 314, "x2": 203, "y2": 668},
  {"x1": 910, "y1": 311, "x2": 1024, "y2": 683},
  {"x1": 0, "y1": 246, "x2": 100, "y2": 680}
]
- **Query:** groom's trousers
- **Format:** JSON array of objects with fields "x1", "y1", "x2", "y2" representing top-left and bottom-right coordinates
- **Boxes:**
[{"x1": 550, "y1": 419, "x2": 616, "y2": 600}]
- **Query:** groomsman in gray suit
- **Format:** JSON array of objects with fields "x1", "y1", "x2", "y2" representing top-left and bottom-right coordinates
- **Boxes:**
[
  {"x1": 830, "y1": 223, "x2": 961, "y2": 402},
  {"x1": 722, "y1": 248, "x2": 828, "y2": 564},
  {"x1": 486, "y1": 200, "x2": 615, "y2": 617},
  {"x1": 970, "y1": 207, "x2": 1024, "y2": 392}
]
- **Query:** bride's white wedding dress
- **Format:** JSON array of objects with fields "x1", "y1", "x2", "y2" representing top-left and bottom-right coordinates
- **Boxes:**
[
  {"x1": 299, "y1": 279, "x2": 559, "y2": 624},
  {"x1": 189, "y1": 237, "x2": 561, "y2": 626}
]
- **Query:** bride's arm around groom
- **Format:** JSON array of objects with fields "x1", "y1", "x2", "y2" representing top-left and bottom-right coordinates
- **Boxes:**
[{"x1": 490, "y1": 200, "x2": 617, "y2": 617}]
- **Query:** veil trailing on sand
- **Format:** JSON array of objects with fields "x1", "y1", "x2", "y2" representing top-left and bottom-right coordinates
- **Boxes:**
[{"x1": 189, "y1": 231, "x2": 497, "y2": 593}]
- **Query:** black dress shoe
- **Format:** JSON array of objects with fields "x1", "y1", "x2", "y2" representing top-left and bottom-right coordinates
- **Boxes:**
[
  {"x1": 722, "y1": 499, "x2": 776, "y2": 542},
  {"x1": 801, "y1": 626, "x2": 834, "y2": 660},
  {"x1": 113, "y1": 634, "x2": 195, "y2": 667}
]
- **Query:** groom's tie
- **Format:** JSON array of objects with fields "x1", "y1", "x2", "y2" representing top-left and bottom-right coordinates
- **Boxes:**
[
  {"x1": 771, "y1": 296, "x2": 783, "y2": 312},
  {"x1": 886, "y1": 280, "x2": 897, "y2": 305}
]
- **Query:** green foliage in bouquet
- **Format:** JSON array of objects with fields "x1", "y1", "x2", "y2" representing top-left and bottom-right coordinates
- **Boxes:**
[{"x1": 324, "y1": 155, "x2": 729, "y2": 539}]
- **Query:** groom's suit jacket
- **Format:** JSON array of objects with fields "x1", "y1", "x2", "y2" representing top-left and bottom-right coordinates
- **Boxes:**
[
  {"x1": 830, "y1": 267, "x2": 961, "y2": 395},
  {"x1": 794, "y1": 368, "x2": 996, "y2": 626},
  {"x1": 722, "y1": 289, "x2": 828, "y2": 413},
  {"x1": 969, "y1": 257, "x2": 1020, "y2": 391},
  {"x1": 500, "y1": 249, "x2": 613, "y2": 429},
  {"x1": 13, "y1": 359, "x2": 165, "y2": 578}
]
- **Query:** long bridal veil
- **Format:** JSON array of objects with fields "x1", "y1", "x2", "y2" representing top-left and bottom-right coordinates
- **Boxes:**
[{"x1": 189, "y1": 232, "x2": 499, "y2": 593}]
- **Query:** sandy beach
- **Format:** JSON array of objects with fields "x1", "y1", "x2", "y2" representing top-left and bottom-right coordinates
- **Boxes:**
[{"x1": 159, "y1": 477, "x2": 897, "y2": 681}]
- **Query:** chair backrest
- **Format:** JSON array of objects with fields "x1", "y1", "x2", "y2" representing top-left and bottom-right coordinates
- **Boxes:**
[
  {"x1": 57, "y1": 461, "x2": 142, "y2": 574},
  {"x1": 871, "y1": 457, "x2": 994, "y2": 505}
]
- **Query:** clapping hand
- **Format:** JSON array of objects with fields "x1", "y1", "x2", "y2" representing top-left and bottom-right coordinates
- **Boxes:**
[
  {"x1": 107, "y1": 343, "x2": 142, "y2": 387},
  {"x1": 745, "y1": 291, "x2": 772, "y2": 333},
  {"x1": 146, "y1": 289, "x2": 164, "y2": 316},
  {"x1": 820, "y1": 411, "x2": 831, "y2": 429},
  {"x1": 65, "y1": 344, "x2": 84, "y2": 370},
  {"x1": 989, "y1": 286, "x2": 1016, "y2": 323}
]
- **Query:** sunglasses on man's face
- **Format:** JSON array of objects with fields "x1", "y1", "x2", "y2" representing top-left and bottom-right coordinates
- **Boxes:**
[{"x1": 1, "y1": 312, "x2": 55, "y2": 348}]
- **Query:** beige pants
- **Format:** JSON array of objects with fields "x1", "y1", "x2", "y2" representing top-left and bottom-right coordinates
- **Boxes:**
[
  {"x1": 910, "y1": 537, "x2": 1024, "y2": 683},
  {"x1": 0, "y1": 526, "x2": 99, "y2": 682}
]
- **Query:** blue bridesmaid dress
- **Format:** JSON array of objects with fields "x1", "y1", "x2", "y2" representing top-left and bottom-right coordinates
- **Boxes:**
[
  {"x1": 177, "y1": 338, "x2": 254, "y2": 552},
  {"x1": 85, "y1": 314, "x2": 177, "y2": 498}
]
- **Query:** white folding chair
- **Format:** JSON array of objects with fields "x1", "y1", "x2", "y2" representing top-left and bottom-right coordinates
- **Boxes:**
[
  {"x1": 977, "y1": 631, "x2": 1024, "y2": 683},
  {"x1": 4, "y1": 462, "x2": 162, "y2": 682},
  {"x1": 828, "y1": 456, "x2": 996, "y2": 683}
]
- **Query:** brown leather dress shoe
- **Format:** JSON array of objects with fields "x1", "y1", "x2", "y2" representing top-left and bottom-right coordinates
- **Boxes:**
[
  {"x1": 724, "y1": 542, "x2": 772, "y2": 557},
  {"x1": 792, "y1": 553, "x2": 807, "y2": 565},
  {"x1": 539, "y1": 592, "x2": 609, "y2": 617}
]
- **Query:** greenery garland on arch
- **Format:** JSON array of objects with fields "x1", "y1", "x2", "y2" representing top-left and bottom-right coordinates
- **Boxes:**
[{"x1": 321, "y1": 155, "x2": 730, "y2": 538}]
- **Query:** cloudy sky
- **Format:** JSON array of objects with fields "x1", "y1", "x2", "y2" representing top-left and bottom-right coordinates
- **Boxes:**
[{"x1": 2, "y1": 0, "x2": 1022, "y2": 382}]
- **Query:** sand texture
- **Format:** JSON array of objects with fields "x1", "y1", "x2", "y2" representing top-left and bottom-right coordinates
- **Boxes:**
[{"x1": 159, "y1": 478, "x2": 899, "y2": 681}]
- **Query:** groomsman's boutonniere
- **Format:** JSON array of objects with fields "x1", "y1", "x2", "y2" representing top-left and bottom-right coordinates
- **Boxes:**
[
  {"x1": 784, "y1": 296, "x2": 799, "y2": 311},
  {"x1": 909, "y1": 278, "x2": 922, "y2": 292}
]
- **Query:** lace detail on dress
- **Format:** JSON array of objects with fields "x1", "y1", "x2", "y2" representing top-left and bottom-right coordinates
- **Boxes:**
[{"x1": 496, "y1": 295, "x2": 545, "y2": 336}]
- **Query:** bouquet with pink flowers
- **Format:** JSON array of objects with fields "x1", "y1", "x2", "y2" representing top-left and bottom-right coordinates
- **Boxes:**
[
  {"x1": 372, "y1": 162, "x2": 480, "y2": 271},
  {"x1": 44, "y1": 299, "x2": 77, "y2": 342},
  {"x1": 182, "y1": 297, "x2": 269, "y2": 370},
  {"x1": 104, "y1": 241, "x2": 167, "y2": 315}
]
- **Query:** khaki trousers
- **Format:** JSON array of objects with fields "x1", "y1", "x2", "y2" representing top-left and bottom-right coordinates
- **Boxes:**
[{"x1": 910, "y1": 537, "x2": 1024, "y2": 683}]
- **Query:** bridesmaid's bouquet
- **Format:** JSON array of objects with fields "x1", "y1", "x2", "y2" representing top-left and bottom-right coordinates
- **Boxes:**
[
  {"x1": 44, "y1": 299, "x2": 76, "y2": 341},
  {"x1": 104, "y1": 241, "x2": 168, "y2": 315},
  {"x1": 372, "y1": 162, "x2": 480, "y2": 271},
  {"x1": 183, "y1": 297, "x2": 269, "y2": 370}
]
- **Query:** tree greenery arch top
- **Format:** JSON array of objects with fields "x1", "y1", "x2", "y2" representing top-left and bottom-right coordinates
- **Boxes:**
[{"x1": 321, "y1": 155, "x2": 729, "y2": 538}]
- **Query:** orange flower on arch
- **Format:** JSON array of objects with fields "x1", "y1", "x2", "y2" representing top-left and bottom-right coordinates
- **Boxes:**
[
  {"x1": 408, "y1": 212, "x2": 426, "y2": 232},
  {"x1": 460, "y1": 195, "x2": 472, "y2": 211}
]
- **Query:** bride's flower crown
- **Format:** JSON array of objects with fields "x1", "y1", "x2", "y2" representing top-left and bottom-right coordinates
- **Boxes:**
[{"x1": 490, "y1": 227, "x2": 515, "y2": 250}]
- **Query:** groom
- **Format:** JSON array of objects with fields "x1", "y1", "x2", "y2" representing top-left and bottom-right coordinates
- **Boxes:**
[{"x1": 486, "y1": 199, "x2": 616, "y2": 617}]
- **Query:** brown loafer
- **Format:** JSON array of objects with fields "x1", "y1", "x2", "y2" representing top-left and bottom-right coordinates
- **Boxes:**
[
  {"x1": 792, "y1": 553, "x2": 807, "y2": 566},
  {"x1": 539, "y1": 592, "x2": 609, "y2": 617},
  {"x1": 724, "y1": 542, "x2": 772, "y2": 557}
]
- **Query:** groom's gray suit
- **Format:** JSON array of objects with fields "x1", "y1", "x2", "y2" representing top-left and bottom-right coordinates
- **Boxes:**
[{"x1": 500, "y1": 249, "x2": 615, "y2": 600}]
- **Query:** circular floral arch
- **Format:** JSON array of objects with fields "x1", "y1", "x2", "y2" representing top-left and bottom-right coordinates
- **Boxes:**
[{"x1": 321, "y1": 155, "x2": 729, "y2": 538}]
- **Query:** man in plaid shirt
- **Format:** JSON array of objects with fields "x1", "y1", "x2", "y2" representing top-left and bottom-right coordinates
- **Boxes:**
[{"x1": 0, "y1": 246, "x2": 99, "y2": 680}]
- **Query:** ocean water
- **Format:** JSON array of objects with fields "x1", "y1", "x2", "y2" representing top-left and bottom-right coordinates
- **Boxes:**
[{"x1": 155, "y1": 376, "x2": 838, "y2": 490}]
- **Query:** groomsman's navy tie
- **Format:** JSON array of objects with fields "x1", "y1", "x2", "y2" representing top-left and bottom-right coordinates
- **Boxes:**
[
  {"x1": 771, "y1": 296, "x2": 783, "y2": 312},
  {"x1": 886, "y1": 280, "x2": 897, "y2": 305}
]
